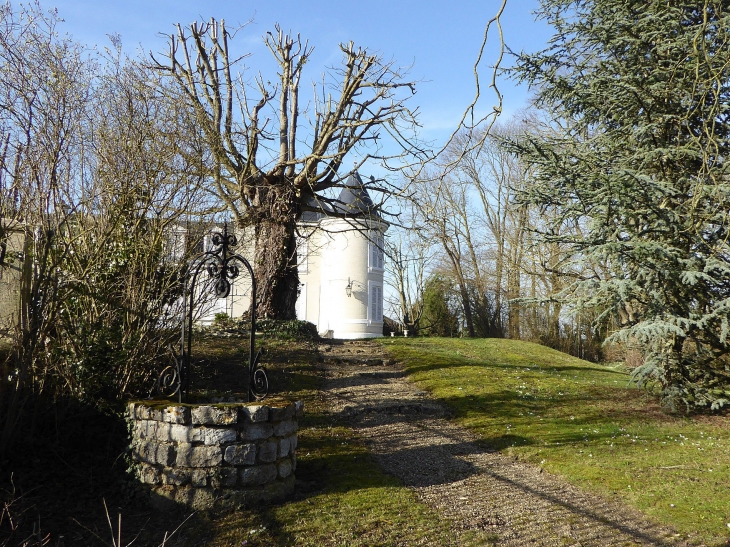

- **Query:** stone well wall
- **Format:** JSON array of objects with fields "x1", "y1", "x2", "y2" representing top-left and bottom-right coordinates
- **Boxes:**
[{"x1": 127, "y1": 400, "x2": 302, "y2": 511}]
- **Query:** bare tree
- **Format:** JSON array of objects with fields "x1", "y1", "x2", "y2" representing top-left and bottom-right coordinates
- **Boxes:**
[
  {"x1": 385, "y1": 224, "x2": 430, "y2": 332},
  {"x1": 414, "y1": 168, "x2": 482, "y2": 337},
  {"x1": 412, "y1": 115, "x2": 590, "y2": 341},
  {"x1": 0, "y1": 4, "x2": 208, "y2": 457},
  {"x1": 449, "y1": 122, "x2": 535, "y2": 338},
  {"x1": 0, "y1": 1, "x2": 93, "y2": 454},
  {"x1": 152, "y1": 20, "x2": 422, "y2": 319}
]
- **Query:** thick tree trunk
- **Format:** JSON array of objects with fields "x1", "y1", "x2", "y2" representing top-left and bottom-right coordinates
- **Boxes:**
[
  {"x1": 253, "y1": 217, "x2": 298, "y2": 319},
  {"x1": 251, "y1": 182, "x2": 299, "y2": 320}
]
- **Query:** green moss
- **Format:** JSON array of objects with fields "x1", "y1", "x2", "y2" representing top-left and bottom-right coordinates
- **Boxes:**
[
  {"x1": 179, "y1": 335, "x2": 491, "y2": 546},
  {"x1": 129, "y1": 398, "x2": 295, "y2": 410},
  {"x1": 382, "y1": 337, "x2": 730, "y2": 545}
]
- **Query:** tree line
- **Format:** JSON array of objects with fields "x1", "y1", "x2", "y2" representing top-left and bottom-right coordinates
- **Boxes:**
[
  {"x1": 387, "y1": 117, "x2": 603, "y2": 360},
  {"x1": 388, "y1": 0, "x2": 730, "y2": 413}
]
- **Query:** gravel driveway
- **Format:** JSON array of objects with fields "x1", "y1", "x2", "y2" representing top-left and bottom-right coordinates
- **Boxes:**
[{"x1": 317, "y1": 340, "x2": 693, "y2": 547}]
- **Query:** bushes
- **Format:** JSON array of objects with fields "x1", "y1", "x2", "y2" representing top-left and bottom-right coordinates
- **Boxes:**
[
  {"x1": 205, "y1": 315, "x2": 319, "y2": 341},
  {"x1": 420, "y1": 275, "x2": 460, "y2": 337},
  {"x1": 256, "y1": 319, "x2": 319, "y2": 340},
  {"x1": 0, "y1": 3, "x2": 205, "y2": 456}
]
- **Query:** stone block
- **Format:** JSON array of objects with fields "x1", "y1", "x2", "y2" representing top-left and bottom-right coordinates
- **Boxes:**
[
  {"x1": 258, "y1": 440, "x2": 278, "y2": 463},
  {"x1": 291, "y1": 452, "x2": 297, "y2": 472},
  {"x1": 191, "y1": 406, "x2": 237, "y2": 425},
  {"x1": 134, "y1": 419, "x2": 158, "y2": 440},
  {"x1": 215, "y1": 468, "x2": 238, "y2": 488},
  {"x1": 131, "y1": 440, "x2": 154, "y2": 464},
  {"x1": 172, "y1": 486, "x2": 194, "y2": 507},
  {"x1": 173, "y1": 486, "x2": 217, "y2": 510},
  {"x1": 222, "y1": 468, "x2": 238, "y2": 488},
  {"x1": 273, "y1": 419, "x2": 297, "y2": 438},
  {"x1": 157, "y1": 443, "x2": 176, "y2": 466},
  {"x1": 218, "y1": 487, "x2": 263, "y2": 510},
  {"x1": 288, "y1": 433, "x2": 298, "y2": 452},
  {"x1": 176, "y1": 444, "x2": 221, "y2": 467},
  {"x1": 162, "y1": 468, "x2": 191, "y2": 486},
  {"x1": 294, "y1": 401, "x2": 304, "y2": 418},
  {"x1": 153, "y1": 423, "x2": 172, "y2": 443},
  {"x1": 190, "y1": 488, "x2": 216, "y2": 511},
  {"x1": 175, "y1": 442, "x2": 192, "y2": 465},
  {"x1": 192, "y1": 445, "x2": 222, "y2": 467},
  {"x1": 138, "y1": 464, "x2": 161, "y2": 485},
  {"x1": 191, "y1": 469, "x2": 208, "y2": 487},
  {"x1": 163, "y1": 406, "x2": 190, "y2": 424},
  {"x1": 242, "y1": 423, "x2": 273, "y2": 441},
  {"x1": 278, "y1": 458, "x2": 293, "y2": 479},
  {"x1": 200, "y1": 428, "x2": 237, "y2": 446},
  {"x1": 151, "y1": 485, "x2": 176, "y2": 506},
  {"x1": 136, "y1": 405, "x2": 163, "y2": 421},
  {"x1": 239, "y1": 464, "x2": 277, "y2": 486},
  {"x1": 224, "y1": 443, "x2": 256, "y2": 466},
  {"x1": 269, "y1": 403, "x2": 295, "y2": 421},
  {"x1": 278, "y1": 437, "x2": 291, "y2": 458},
  {"x1": 169, "y1": 424, "x2": 203, "y2": 444},
  {"x1": 240, "y1": 405, "x2": 269, "y2": 423},
  {"x1": 133, "y1": 441, "x2": 175, "y2": 466}
]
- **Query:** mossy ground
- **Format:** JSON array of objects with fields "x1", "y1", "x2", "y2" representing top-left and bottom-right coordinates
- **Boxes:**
[
  {"x1": 382, "y1": 337, "x2": 730, "y2": 546},
  {"x1": 184, "y1": 336, "x2": 478, "y2": 546},
  {"x1": 1, "y1": 335, "x2": 471, "y2": 546}
]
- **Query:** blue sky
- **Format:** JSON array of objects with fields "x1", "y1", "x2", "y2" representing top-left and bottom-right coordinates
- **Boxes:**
[{"x1": 46, "y1": 0, "x2": 552, "y2": 148}]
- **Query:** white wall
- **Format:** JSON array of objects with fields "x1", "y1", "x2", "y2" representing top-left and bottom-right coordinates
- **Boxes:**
[
  {"x1": 315, "y1": 218, "x2": 386, "y2": 339},
  {"x1": 191, "y1": 220, "x2": 388, "y2": 340}
]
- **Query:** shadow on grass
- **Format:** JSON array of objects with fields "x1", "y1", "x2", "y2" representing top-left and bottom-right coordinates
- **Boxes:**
[
  {"x1": 318, "y1": 368, "x2": 660, "y2": 453},
  {"x1": 401, "y1": 356, "x2": 628, "y2": 379}
]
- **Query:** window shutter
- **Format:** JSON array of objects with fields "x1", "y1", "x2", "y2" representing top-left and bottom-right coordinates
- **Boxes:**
[
  {"x1": 377, "y1": 235, "x2": 384, "y2": 269},
  {"x1": 371, "y1": 285, "x2": 377, "y2": 320},
  {"x1": 371, "y1": 285, "x2": 383, "y2": 322},
  {"x1": 377, "y1": 286, "x2": 383, "y2": 321},
  {"x1": 370, "y1": 233, "x2": 384, "y2": 270}
]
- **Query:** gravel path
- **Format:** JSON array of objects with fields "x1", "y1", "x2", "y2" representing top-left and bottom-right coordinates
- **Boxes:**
[{"x1": 318, "y1": 340, "x2": 691, "y2": 547}]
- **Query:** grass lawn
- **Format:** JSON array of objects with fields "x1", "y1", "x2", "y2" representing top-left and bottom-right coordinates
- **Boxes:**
[
  {"x1": 382, "y1": 337, "x2": 730, "y2": 546},
  {"x1": 183, "y1": 336, "x2": 487, "y2": 546},
  {"x1": 1, "y1": 335, "x2": 485, "y2": 547}
]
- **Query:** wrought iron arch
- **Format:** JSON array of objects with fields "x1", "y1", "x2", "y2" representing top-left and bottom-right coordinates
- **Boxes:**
[{"x1": 156, "y1": 223, "x2": 267, "y2": 402}]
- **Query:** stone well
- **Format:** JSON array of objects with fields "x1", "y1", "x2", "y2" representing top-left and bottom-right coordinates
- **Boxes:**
[{"x1": 127, "y1": 400, "x2": 302, "y2": 511}]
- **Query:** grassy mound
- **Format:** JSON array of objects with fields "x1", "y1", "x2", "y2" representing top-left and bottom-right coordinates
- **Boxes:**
[{"x1": 383, "y1": 337, "x2": 730, "y2": 545}]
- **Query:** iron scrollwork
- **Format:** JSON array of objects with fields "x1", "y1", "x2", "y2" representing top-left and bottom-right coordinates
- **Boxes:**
[{"x1": 152, "y1": 223, "x2": 268, "y2": 402}]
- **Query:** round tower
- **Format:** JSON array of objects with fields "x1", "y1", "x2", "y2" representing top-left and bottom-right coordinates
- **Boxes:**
[{"x1": 296, "y1": 173, "x2": 388, "y2": 339}]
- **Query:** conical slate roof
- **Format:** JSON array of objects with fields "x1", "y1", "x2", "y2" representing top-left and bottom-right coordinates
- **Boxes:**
[
  {"x1": 334, "y1": 172, "x2": 380, "y2": 218},
  {"x1": 300, "y1": 194, "x2": 333, "y2": 223}
]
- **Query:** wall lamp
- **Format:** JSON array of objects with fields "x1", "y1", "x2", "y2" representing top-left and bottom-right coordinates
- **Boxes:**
[{"x1": 345, "y1": 277, "x2": 353, "y2": 298}]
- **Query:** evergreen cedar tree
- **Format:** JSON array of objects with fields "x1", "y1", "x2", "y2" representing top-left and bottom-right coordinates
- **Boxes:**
[{"x1": 509, "y1": 0, "x2": 730, "y2": 411}]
